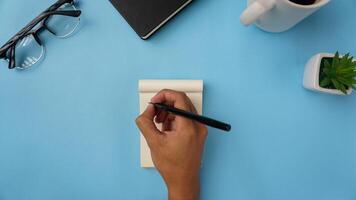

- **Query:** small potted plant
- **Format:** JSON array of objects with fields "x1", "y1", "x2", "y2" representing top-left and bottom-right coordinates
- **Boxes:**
[{"x1": 303, "y1": 52, "x2": 356, "y2": 95}]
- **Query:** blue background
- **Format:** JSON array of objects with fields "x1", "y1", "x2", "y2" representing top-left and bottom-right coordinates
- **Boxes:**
[{"x1": 1, "y1": 0, "x2": 356, "y2": 199}]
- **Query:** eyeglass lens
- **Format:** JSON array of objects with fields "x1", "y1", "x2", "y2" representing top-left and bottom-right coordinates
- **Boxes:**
[
  {"x1": 45, "y1": 3, "x2": 80, "y2": 38},
  {"x1": 14, "y1": 34, "x2": 44, "y2": 69}
]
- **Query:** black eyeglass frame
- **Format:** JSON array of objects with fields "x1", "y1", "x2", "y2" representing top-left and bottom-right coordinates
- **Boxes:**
[{"x1": 0, "y1": 0, "x2": 81, "y2": 69}]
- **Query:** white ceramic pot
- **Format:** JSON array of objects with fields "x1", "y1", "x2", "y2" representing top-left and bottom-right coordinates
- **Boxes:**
[
  {"x1": 240, "y1": 0, "x2": 330, "y2": 33},
  {"x1": 303, "y1": 53, "x2": 353, "y2": 96}
]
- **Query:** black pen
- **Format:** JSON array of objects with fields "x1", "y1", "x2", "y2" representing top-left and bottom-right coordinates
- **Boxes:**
[{"x1": 151, "y1": 103, "x2": 231, "y2": 132}]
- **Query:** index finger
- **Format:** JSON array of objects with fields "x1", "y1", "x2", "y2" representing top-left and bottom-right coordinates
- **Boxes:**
[
  {"x1": 151, "y1": 89, "x2": 194, "y2": 112},
  {"x1": 135, "y1": 104, "x2": 161, "y2": 148}
]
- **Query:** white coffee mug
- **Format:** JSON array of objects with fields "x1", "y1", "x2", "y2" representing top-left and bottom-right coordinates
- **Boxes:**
[{"x1": 240, "y1": 0, "x2": 330, "y2": 32}]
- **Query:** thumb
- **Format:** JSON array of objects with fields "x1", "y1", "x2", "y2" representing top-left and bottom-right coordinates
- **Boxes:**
[{"x1": 136, "y1": 104, "x2": 161, "y2": 147}]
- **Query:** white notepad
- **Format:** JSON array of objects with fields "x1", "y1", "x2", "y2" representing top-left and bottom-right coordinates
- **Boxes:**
[{"x1": 139, "y1": 80, "x2": 204, "y2": 168}]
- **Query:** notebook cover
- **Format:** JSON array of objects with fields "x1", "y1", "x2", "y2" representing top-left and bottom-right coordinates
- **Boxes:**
[{"x1": 109, "y1": 0, "x2": 192, "y2": 39}]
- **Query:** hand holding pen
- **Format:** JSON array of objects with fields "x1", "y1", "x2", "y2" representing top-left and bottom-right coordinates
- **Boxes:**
[
  {"x1": 136, "y1": 89, "x2": 231, "y2": 200},
  {"x1": 136, "y1": 89, "x2": 208, "y2": 200}
]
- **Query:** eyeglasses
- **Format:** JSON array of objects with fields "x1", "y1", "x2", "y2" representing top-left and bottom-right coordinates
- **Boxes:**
[{"x1": 0, "y1": 0, "x2": 81, "y2": 70}]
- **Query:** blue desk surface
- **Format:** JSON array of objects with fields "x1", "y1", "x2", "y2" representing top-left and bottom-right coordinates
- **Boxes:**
[{"x1": 1, "y1": 0, "x2": 356, "y2": 199}]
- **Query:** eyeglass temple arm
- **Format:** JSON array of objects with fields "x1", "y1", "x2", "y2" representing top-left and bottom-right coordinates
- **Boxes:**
[
  {"x1": 47, "y1": 10, "x2": 81, "y2": 18},
  {"x1": 8, "y1": 47, "x2": 16, "y2": 69}
]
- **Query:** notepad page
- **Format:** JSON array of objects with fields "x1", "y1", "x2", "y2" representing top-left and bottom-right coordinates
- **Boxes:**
[{"x1": 139, "y1": 80, "x2": 203, "y2": 168}]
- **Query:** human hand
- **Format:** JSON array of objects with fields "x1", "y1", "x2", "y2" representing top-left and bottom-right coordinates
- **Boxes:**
[{"x1": 136, "y1": 89, "x2": 208, "y2": 200}]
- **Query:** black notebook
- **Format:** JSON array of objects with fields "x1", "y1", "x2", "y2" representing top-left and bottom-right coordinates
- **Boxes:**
[{"x1": 109, "y1": 0, "x2": 192, "y2": 39}]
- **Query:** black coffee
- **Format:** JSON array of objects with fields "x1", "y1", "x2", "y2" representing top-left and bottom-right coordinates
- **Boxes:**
[{"x1": 289, "y1": 0, "x2": 316, "y2": 5}]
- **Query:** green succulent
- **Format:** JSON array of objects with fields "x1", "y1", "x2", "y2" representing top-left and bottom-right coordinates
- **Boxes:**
[{"x1": 319, "y1": 52, "x2": 356, "y2": 94}]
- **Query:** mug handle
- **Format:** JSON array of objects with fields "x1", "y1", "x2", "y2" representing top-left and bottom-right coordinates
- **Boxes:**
[{"x1": 240, "y1": 0, "x2": 276, "y2": 26}]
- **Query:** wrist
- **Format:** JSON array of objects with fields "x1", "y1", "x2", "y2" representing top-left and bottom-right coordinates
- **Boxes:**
[{"x1": 168, "y1": 177, "x2": 200, "y2": 200}]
